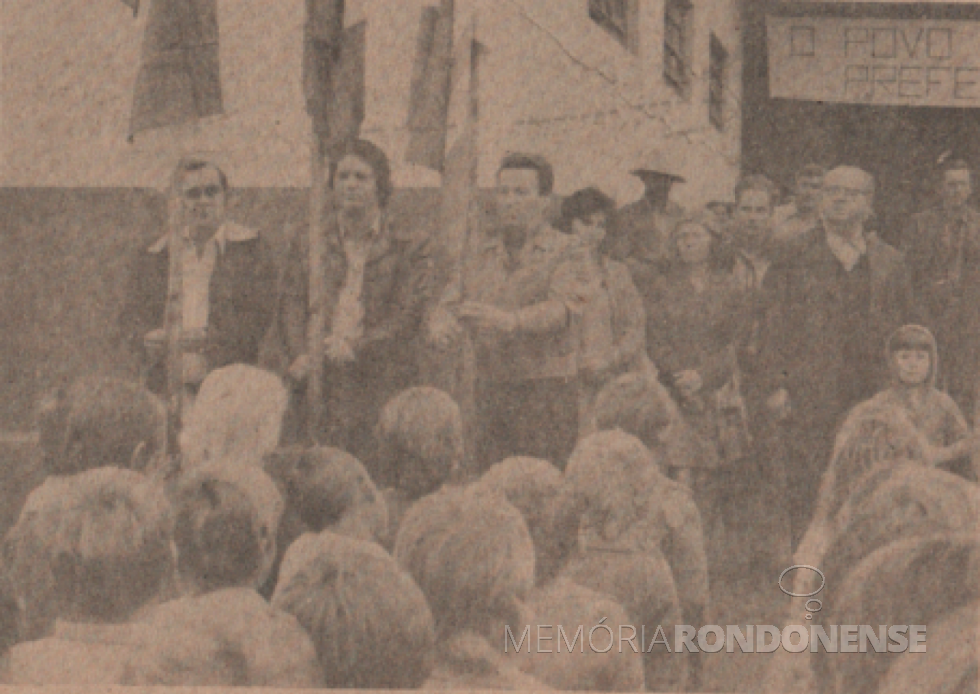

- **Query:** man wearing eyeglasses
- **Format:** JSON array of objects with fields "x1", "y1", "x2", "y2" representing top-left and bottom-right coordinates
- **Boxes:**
[
  {"x1": 120, "y1": 159, "x2": 276, "y2": 397},
  {"x1": 748, "y1": 166, "x2": 912, "y2": 550}
]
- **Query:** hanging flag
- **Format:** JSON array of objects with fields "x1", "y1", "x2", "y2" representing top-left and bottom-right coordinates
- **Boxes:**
[
  {"x1": 440, "y1": 19, "x2": 484, "y2": 263},
  {"x1": 304, "y1": 0, "x2": 366, "y2": 143},
  {"x1": 129, "y1": 0, "x2": 222, "y2": 138},
  {"x1": 405, "y1": 0, "x2": 455, "y2": 171},
  {"x1": 120, "y1": 0, "x2": 140, "y2": 16},
  {"x1": 326, "y1": 21, "x2": 367, "y2": 145}
]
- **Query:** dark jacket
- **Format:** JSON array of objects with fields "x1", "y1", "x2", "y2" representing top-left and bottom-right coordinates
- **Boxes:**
[
  {"x1": 279, "y1": 212, "x2": 436, "y2": 381},
  {"x1": 118, "y1": 222, "x2": 276, "y2": 393},
  {"x1": 751, "y1": 226, "x2": 912, "y2": 425},
  {"x1": 902, "y1": 206, "x2": 980, "y2": 401}
]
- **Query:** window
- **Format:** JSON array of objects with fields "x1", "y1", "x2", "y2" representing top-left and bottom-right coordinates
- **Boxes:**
[
  {"x1": 709, "y1": 33, "x2": 728, "y2": 130},
  {"x1": 589, "y1": 0, "x2": 636, "y2": 51},
  {"x1": 664, "y1": 0, "x2": 692, "y2": 95}
]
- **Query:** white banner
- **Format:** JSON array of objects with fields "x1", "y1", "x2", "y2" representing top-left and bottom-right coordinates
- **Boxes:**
[{"x1": 767, "y1": 15, "x2": 980, "y2": 107}]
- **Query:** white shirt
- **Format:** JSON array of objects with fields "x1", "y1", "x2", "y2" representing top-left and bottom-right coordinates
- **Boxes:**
[
  {"x1": 180, "y1": 234, "x2": 219, "y2": 331},
  {"x1": 331, "y1": 213, "x2": 382, "y2": 342},
  {"x1": 825, "y1": 228, "x2": 868, "y2": 273},
  {"x1": 148, "y1": 222, "x2": 258, "y2": 332}
]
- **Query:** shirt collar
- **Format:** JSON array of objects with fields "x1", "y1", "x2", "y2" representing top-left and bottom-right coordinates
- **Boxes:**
[
  {"x1": 825, "y1": 226, "x2": 868, "y2": 272},
  {"x1": 148, "y1": 221, "x2": 257, "y2": 254},
  {"x1": 337, "y1": 210, "x2": 383, "y2": 243}
]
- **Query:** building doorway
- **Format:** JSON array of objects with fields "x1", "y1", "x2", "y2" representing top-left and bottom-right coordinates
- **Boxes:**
[{"x1": 741, "y1": 1, "x2": 980, "y2": 246}]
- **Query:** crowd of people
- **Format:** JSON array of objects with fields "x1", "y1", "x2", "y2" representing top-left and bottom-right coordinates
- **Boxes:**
[{"x1": 0, "y1": 138, "x2": 978, "y2": 690}]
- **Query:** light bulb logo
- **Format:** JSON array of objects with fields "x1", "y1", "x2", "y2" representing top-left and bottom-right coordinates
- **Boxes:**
[{"x1": 778, "y1": 565, "x2": 825, "y2": 620}]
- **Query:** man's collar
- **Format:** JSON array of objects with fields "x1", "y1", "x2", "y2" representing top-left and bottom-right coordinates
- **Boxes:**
[
  {"x1": 824, "y1": 225, "x2": 868, "y2": 271},
  {"x1": 148, "y1": 221, "x2": 257, "y2": 254},
  {"x1": 477, "y1": 221, "x2": 553, "y2": 252}
]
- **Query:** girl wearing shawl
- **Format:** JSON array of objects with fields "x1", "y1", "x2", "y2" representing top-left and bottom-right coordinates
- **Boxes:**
[{"x1": 849, "y1": 324, "x2": 979, "y2": 478}]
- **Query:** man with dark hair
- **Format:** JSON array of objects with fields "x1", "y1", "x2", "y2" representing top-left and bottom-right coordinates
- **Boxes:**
[
  {"x1": 903, "y1": 158, "x2": 980, "y2": 424},
  {"x1": 731, "y1": 173, "x2": 779, "y2": 290},
  {"x1": 772, "y1": 164, "x2": 825, "y2": 244},
  {"x1": 429, "y1": 153, "x2": 585, "y2": 471},
  {"x1": 120, "y1": 158, "x2": 276, "y2": 398}
]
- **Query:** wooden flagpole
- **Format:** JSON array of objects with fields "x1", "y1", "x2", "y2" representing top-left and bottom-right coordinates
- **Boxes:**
[
  {"x1": 308, "y1": 135, "x2": 327, "y2": 444},
  {"x1": 453, "y1": 14, "x2": 481, "y2": 475},
  {"x1": 163, "y1": 183, "x2": 184, "y2": 456}
]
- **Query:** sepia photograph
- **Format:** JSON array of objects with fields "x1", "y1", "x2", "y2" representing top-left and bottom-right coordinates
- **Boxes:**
[{"x1": 0, "y1": 0, "x2": 978, "y2": 691}]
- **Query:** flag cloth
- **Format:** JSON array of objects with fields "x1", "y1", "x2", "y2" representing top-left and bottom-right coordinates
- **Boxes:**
[
  {"x1": 120, "y1": 0, "x2": 140, "y2": 16},
  {"x1": 440, "y1": 21, "x2": 483, "y2": 263},
  {"x1": 325, "y1": 21, "x2": 367, "y2": 145},
  {"x1": 303, "y1": 0, "x2": 366, "y2": 142},
  {"x1": 405, "y1": 0, "x2": 455, "y2": 171},
  {"x1": 129, "y1": 0, "x2": 222, "y2": 137}
]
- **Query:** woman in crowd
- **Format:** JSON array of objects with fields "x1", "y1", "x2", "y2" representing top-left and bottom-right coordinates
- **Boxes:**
[
  {"x1": 280, "y1": 138, "x2": 437, "y2": 487},
  {"x1": 644, "y1": 215, "x2": 749, "y2": 489},
  {"x1": 556, "y1": 187, "x2": 647, "y2": 437}
]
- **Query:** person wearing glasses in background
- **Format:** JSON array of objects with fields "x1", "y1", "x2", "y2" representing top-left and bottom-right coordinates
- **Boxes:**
[{"x1": 120, "y1": 158, "x2": 276, "y2": 398}]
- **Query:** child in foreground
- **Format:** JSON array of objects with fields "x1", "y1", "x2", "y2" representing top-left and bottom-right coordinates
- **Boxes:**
[{"x1": 846, "y1": 324, "x2": 980, "y2": 479}]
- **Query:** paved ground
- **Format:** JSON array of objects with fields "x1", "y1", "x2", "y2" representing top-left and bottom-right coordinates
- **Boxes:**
[{"x1": 697, "y1": 474, "x2": 799, "y2": 692}]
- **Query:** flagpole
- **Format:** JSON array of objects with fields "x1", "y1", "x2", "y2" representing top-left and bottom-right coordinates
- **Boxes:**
[
  {"x1": 308, "y1": 134, "x2": 327, "y2": 444},
  {"x1": 163, "y1": 178, "x2": 184, "y2": 456},
  {"x1": 455, "y1": 13, "x2": 481, "y2": 476}
]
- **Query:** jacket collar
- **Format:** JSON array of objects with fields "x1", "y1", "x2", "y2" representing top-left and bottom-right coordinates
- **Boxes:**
[
  {"x1": 326, "y1": 211, "x2": 393, "y2": 262},
  {"x1": 476, "y1": 223, "x2": 563, "y2": 255},
  {"x1": 147, "y1": 221, "x2": 258, "y2": 254}
]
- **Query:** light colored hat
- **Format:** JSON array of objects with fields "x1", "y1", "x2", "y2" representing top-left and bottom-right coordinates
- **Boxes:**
[{"x1": 629, "y1": 152, "x2": 685, "y2": 182}]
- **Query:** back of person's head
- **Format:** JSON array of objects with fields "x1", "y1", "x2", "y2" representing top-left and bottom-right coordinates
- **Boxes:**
[
  {"x1": 594, "y1": 372, "x2": 673, "y2": 451},
  {"x1": 820, "y1": 403, "x2": 928, "y2": 523},
  {"x1": 273, "y1": 531, "x2": 435, "y2": 688},
  {"x1": 564, "y1": 430, "x2": 664, "y2": 498},
  {"x1": 263, "y1": 446, "x2": 385, "y2": 541},
  {"x1": 37, "y1": 376, "x2": 166, "y2": 476},
  {"x1": 823, "y1": 466, "x2": 979, "y2": 589},
  {"x1": 472, "y1": 457, "x2": 562, "y2": 584},
  {"x1": 812, "y1": 531, "x2": 980, "y2": 694},
  {"x1": 180, "y1": 365, "x2": 289, "y2": 471},
  {"x1": 554, "y1": 431, "x2": 669, "y2": 563},
  {"x1": 5, "y1": 468, "x2": 173, "y2": 630},
  {"x1": 394, "y1": 488, "x2": 535, "y2": 641},
  {"x1": 175, "y1": 462, "x2": 283, "y2": 591},
  {"x1": 516, "y1": 577, "x2": 645, "y2": 691},
  {"x1": 377, "y1": 387, "x2": 463, "y2": 499}
]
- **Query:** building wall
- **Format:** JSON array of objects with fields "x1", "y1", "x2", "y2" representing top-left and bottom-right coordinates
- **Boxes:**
[
  {"x1": 2, "y1": 0, "x2": 741, "y2": 207},
  {"x1": 363, "y1": 0, "x2": 743, "y2": 208},
  {"x1": 741, "y1": 0, "x2": 980, "y2": 243}
]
